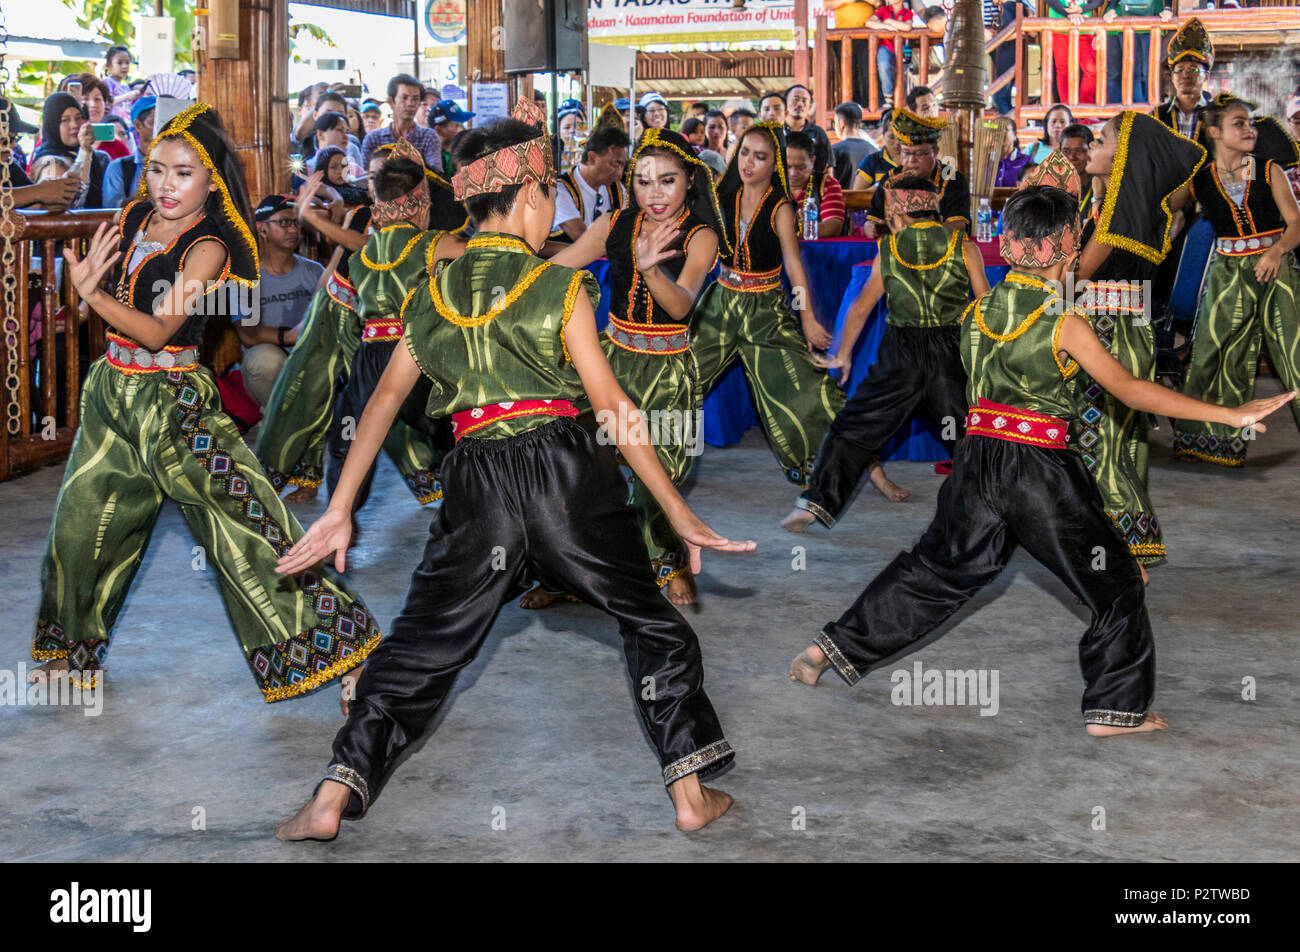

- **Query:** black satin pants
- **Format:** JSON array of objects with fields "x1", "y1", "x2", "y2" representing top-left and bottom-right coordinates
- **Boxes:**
[
  {"x1": 800, "y1": 325, "x2": 966, "y2": 527},
  {"x1": 325, "y1": 339, "x2": 451, "y2": 512},
  {"x1": 324, "y1": 418, "x2": 734, "y2": 817},
  {"x1": 814, "y1": 435, "x2": 1155, "y2": 727}
]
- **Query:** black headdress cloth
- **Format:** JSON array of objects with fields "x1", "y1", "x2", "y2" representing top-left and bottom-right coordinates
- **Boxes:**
[
  {"x1": 1094, "y1": 111, "x2": 1206, "y2": 265},
  {"x1": 137, "y1": 101, "x2": 260, "y2": 286},
  {"x1": 717, "y1": 120, "x2": 792, "y2": 205},
  {"x1": 1194, "y1": 93, "x2": 1300, "y2": 170},
  {"x1": 625, "y1": 126, "x2": 733, "y2": 257}
]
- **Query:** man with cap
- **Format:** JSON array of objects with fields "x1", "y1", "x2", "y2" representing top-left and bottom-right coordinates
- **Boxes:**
[
  {"x1": 549, "y1": 124, "x2": 628, "y2": 242},
  {"x1": 639, "y1": 91, "x2": 670, "y2": 131},
  {"x1": 831, "y1": 101, "x2": 877, "y2": 190},
  {"x1": 865, "y1": 108, "x2": 970, "y2": 236},
  {"x1": 102, "y1": 95, "x2": 156, "y2": 207},
  {"x1": 234, "y1": 195, "x2": 326, "y2": 409},
  {"x1": 428, "y1": 99, "x2": 474, "y2": 173},
  {"x1": 557, "y1": 98, "x2": 586, "y2": 142},
  {"x1": 360, "y1": 99, "x2": 384, "y2": 135},
  {"x1": 1150, "y1": 18, "x2": 1214, "y2": 142}
]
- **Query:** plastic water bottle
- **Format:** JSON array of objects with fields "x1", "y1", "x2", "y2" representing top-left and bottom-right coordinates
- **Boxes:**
[
  {"x1": 976, "y1": 197, "x2": 993, "y2": 244},
  {"x1": 803, "y1": 196, "x2": 819, "y2": 240}
]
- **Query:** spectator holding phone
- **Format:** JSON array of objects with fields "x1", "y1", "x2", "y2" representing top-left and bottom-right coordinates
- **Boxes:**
[
  {"x1": 103, "y1": 96, "x2": 156, "y2": 207},
  {"x1": 64, "y1": 73, "x2": 130, "y2": 160},
  {"x1": 31, "y1": 91, "x2": 110, "y2": 208}
]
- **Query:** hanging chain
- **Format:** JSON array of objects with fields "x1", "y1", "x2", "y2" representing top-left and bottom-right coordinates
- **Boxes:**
[{"x1": 0, "y1": 0, "x2": 24, "y2": 436}]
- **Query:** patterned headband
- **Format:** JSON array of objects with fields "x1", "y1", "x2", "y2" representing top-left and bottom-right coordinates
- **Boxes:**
[
  {"x1": 1020, "y1": 149, "x2": 1081, "y2": 198},
  {"x1": 999, "y1": 220, "x2": 1080, "y2": 269},
  {"x1": 371, "y1": 137, "x2": 431, "y2": 226},
  {"x1": 883, "y1": 176, "x2": 940, "y2": 218},
  {"x1": 451, "y1": 97, "x2": 556, "y2": 201}
]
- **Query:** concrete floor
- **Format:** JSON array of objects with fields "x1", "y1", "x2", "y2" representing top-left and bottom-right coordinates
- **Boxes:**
[{"x1": 2, "y1": 383, "x2": 1298, "y2": 862}]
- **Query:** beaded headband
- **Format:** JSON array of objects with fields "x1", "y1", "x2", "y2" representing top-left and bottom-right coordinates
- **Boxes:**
[
  {"x1": 451, "y1": 97, "x2": 556, "y2": 201},
  {"x1": 371, "y1": 137, "x2": 430, "y2": 227},
  {"x1": 1000, "y1": 220, "x2": 1080, "y2": 269},
  {"x1": 1166, "y1": 17, "x2": 1214, "y2": 69},
  {"x1": 891, "y1": 107, "x2": 947, "y2": 146},
  {"x1": 1019, "y1": 149, "x2": 1081, "y2": 198},
  {"x1": 882, "y1": 173, "x2": 940, "y2": 218}
]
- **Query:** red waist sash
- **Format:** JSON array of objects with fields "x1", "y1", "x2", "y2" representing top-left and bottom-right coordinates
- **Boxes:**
[
  {"x1": 966, "y1": 398, "x2": 1069, "y2": 449},
  {"x1": 450, "y1": 399, "x2": 580, "y2": 441}
]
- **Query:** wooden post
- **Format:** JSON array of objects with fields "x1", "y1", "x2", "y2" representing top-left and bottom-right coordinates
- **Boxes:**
[
  {"x1": 196, "y1": 0, "x2": 288, "y2": 201},
  {"x1": 794, "y1": 0, "x2": 810, "y2": 89},
  {"x1": 467, "y1": 0, "x2": 514, "y2": 109},
  {"x1": 814, "y1": 12, "x2": 829, "y2": 128}
]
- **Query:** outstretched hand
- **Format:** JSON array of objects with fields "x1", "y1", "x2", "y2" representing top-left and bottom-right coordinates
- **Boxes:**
[
  {"x1": 635, "y1": 216, "x2": 684, "y2": 272},
  {"x1": 276, "y1": 507, "x2": 353, "y2": 575},
  {"x1": 1230, "y1": 390, "x2": 1297, "y2": 433},
  {"x1": 670, "y1": 509, "x2": 757, "y2": 576},
  {"x1": 296, "y1": 170, "x2": 325, "y2": 219},
  {"x1": 61, "y1": 221, "x2": 121, "y2": 300}
]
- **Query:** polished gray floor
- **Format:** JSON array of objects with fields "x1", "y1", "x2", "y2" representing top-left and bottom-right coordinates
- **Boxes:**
[{"x1": 2, "y1": 387, "x2": 1297, "y2": 862}]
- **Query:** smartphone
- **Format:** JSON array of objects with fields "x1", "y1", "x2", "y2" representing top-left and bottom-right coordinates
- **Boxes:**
[
  {"x1": 67, "y1": 81, "x2": 82, "y2": 97},
  {"x1": 341, "y1": 84, "x2": 362, "y2": 98},
  {"x1": 91, "y1": 123, "x2": 116, "y2": 142}
]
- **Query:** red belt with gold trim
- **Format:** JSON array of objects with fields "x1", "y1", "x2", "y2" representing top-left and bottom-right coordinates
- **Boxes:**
[
  {"x1": 718, "y1": 265, "x2": 782, "y2": 292},
  {"x1": 606, "y1": 315, "x2": 690, "y2": 355},
  {"x1": 105, "y1": 331, "x2": 199, "y2": 374},
  {"x1": 362, "y1": 317, "x2": 402, "y2": 342},
  {"x1": 326, "y1": 270, "x2": 359, "y2": 312},
  {"x1": 966, "y1": 398, "x2": 1069, "y2": 449},
  {"x1": 450, "y1": 399, "x2": 580, "y2": 441}
]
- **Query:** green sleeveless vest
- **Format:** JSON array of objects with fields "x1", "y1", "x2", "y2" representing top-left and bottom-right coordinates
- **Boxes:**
[
  {"x1": 401, "y1": 232, "x2": 601, "y2": 439},
  {"x1": 354, "y1": 223, "x2": 441, "y2": 326},
  {"x1": 960, "y1": 272, "x2": 1082, "y2": 421},
  {"x1": 878, "y1": 222, "x2": 972, "y2": 328}
]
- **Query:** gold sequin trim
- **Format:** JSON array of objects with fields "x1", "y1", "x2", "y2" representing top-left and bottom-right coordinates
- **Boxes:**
[
  {"x1": 1052, "y1": 309, "x2": 1081, "y2": 379},
  {"x1": 973, "y1": 297, "x2": 1052, "y2": 342},
  {"x1": 262, "y1": 629, "x2": 380, "y2": 703},
  {"x1": 430, "y1": 261, "x2": 554, "y2": 328},
  {"x1": 1096, "y1": 111, "x2": 1206, "y2": 265},
  {"x1": 466, "y1": 234, "x2": 535, "y2": 255},
  {"x1": 888, "y1": 227, "x2": 961, "y2": 271},
  {"x1": 1172, "y1": 447, "x2": 1245, "y2": 468},
  {"x1": 560, "y1": 270, "x2": 587, "y2": 363},
  {"x1": 359, "y1": 228, "x2": 426, "y2": 272}
]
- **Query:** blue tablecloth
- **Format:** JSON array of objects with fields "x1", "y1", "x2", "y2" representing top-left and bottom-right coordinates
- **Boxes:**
[{"x1": 589, "y1": 239, "x2": 1010, "y2": 460}]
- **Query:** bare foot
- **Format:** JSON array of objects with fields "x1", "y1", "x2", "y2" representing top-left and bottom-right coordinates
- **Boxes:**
[
  {"x1": 519, "y1": 585, "x2": 557, "y2": 610},
  {"x1": 340, "y1": 667, "x2": 362, "y2": 717},
  {"x1": 27, "y1": 659, "x2": 70, "y2": 683},
  {"x1": 790, "y1": 644, "x2": 830, "y2": 686},
  {"x1": 1139, "y1": 563, "x2": 1150, "y2": 585},
  {"x1": 274, "y1": 779, "x2": 350, "y2": 841},
  {"x1": 1086, "y1": 712, "x2": 1169, "y2": 737},
  {"x1": 869, "y1": 464, "x2": 910, "y2": 503},
  {"x1": 668, "y1": 772, "x2": 734, "y2": 831},
  {"x1": 781, "y1": 508, "x2": 816, "y2": 533},
  {"x1": 666, "y1": 573, "x2": 697, "y2": 606},
  {"x1": 285, "y1": 485, "x2": 318, "y2": 503}
]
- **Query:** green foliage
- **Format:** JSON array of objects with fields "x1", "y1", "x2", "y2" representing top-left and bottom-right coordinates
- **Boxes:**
[
  {"x1": 289, "y1": 22, "x2": 337, "y2": 64},
  {"x1": 58, "y1": 0, "x2": 196, "y2": 70}
]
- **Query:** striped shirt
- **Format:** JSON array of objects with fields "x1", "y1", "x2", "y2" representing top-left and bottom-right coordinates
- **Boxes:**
[{"x1": 795, "y1": 174, "x2": 845, "y2": 225}]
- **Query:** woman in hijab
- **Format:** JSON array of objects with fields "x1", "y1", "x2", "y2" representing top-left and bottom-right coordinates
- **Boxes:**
[{"x1": 32, "y1": 91, "x2": 111, "y2": 208}]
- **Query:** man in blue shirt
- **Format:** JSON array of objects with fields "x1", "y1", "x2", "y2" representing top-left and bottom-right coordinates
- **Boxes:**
[
  {"x1": 102, "y1": 95, "x2": 155, "y2": 207},
  {"x1": 360, "y1": 73, "x2": 444, "y2": 172}
]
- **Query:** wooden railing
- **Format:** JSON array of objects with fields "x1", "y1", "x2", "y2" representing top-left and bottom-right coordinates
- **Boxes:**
[
  {"x1": 815, "y1": 9, "x2": 1300, "y2": 129},
  {"x1": 1, "y1": 209, "x2": 114, "y2": 481}
]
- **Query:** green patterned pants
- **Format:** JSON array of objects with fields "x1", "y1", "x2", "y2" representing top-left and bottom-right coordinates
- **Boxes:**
[
  {"x1": 602, "y1": 338, "x2": 702, "y2": 586},
  {"x1": 256, "y1": 281, "x2": 361, "y2": 491},
  {"x1": 1174, "y1": 252, "x2": 1300, "y2": 466},
  {"x1": 32, "y1": 359, "x2": 381, "y2": 700},
  {"x1": 692, "y1": 282, "x2": 844, "y2": 486},
  {"x1": 1073, "y1": 306, "x2": 1165, "y2": 564}
]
